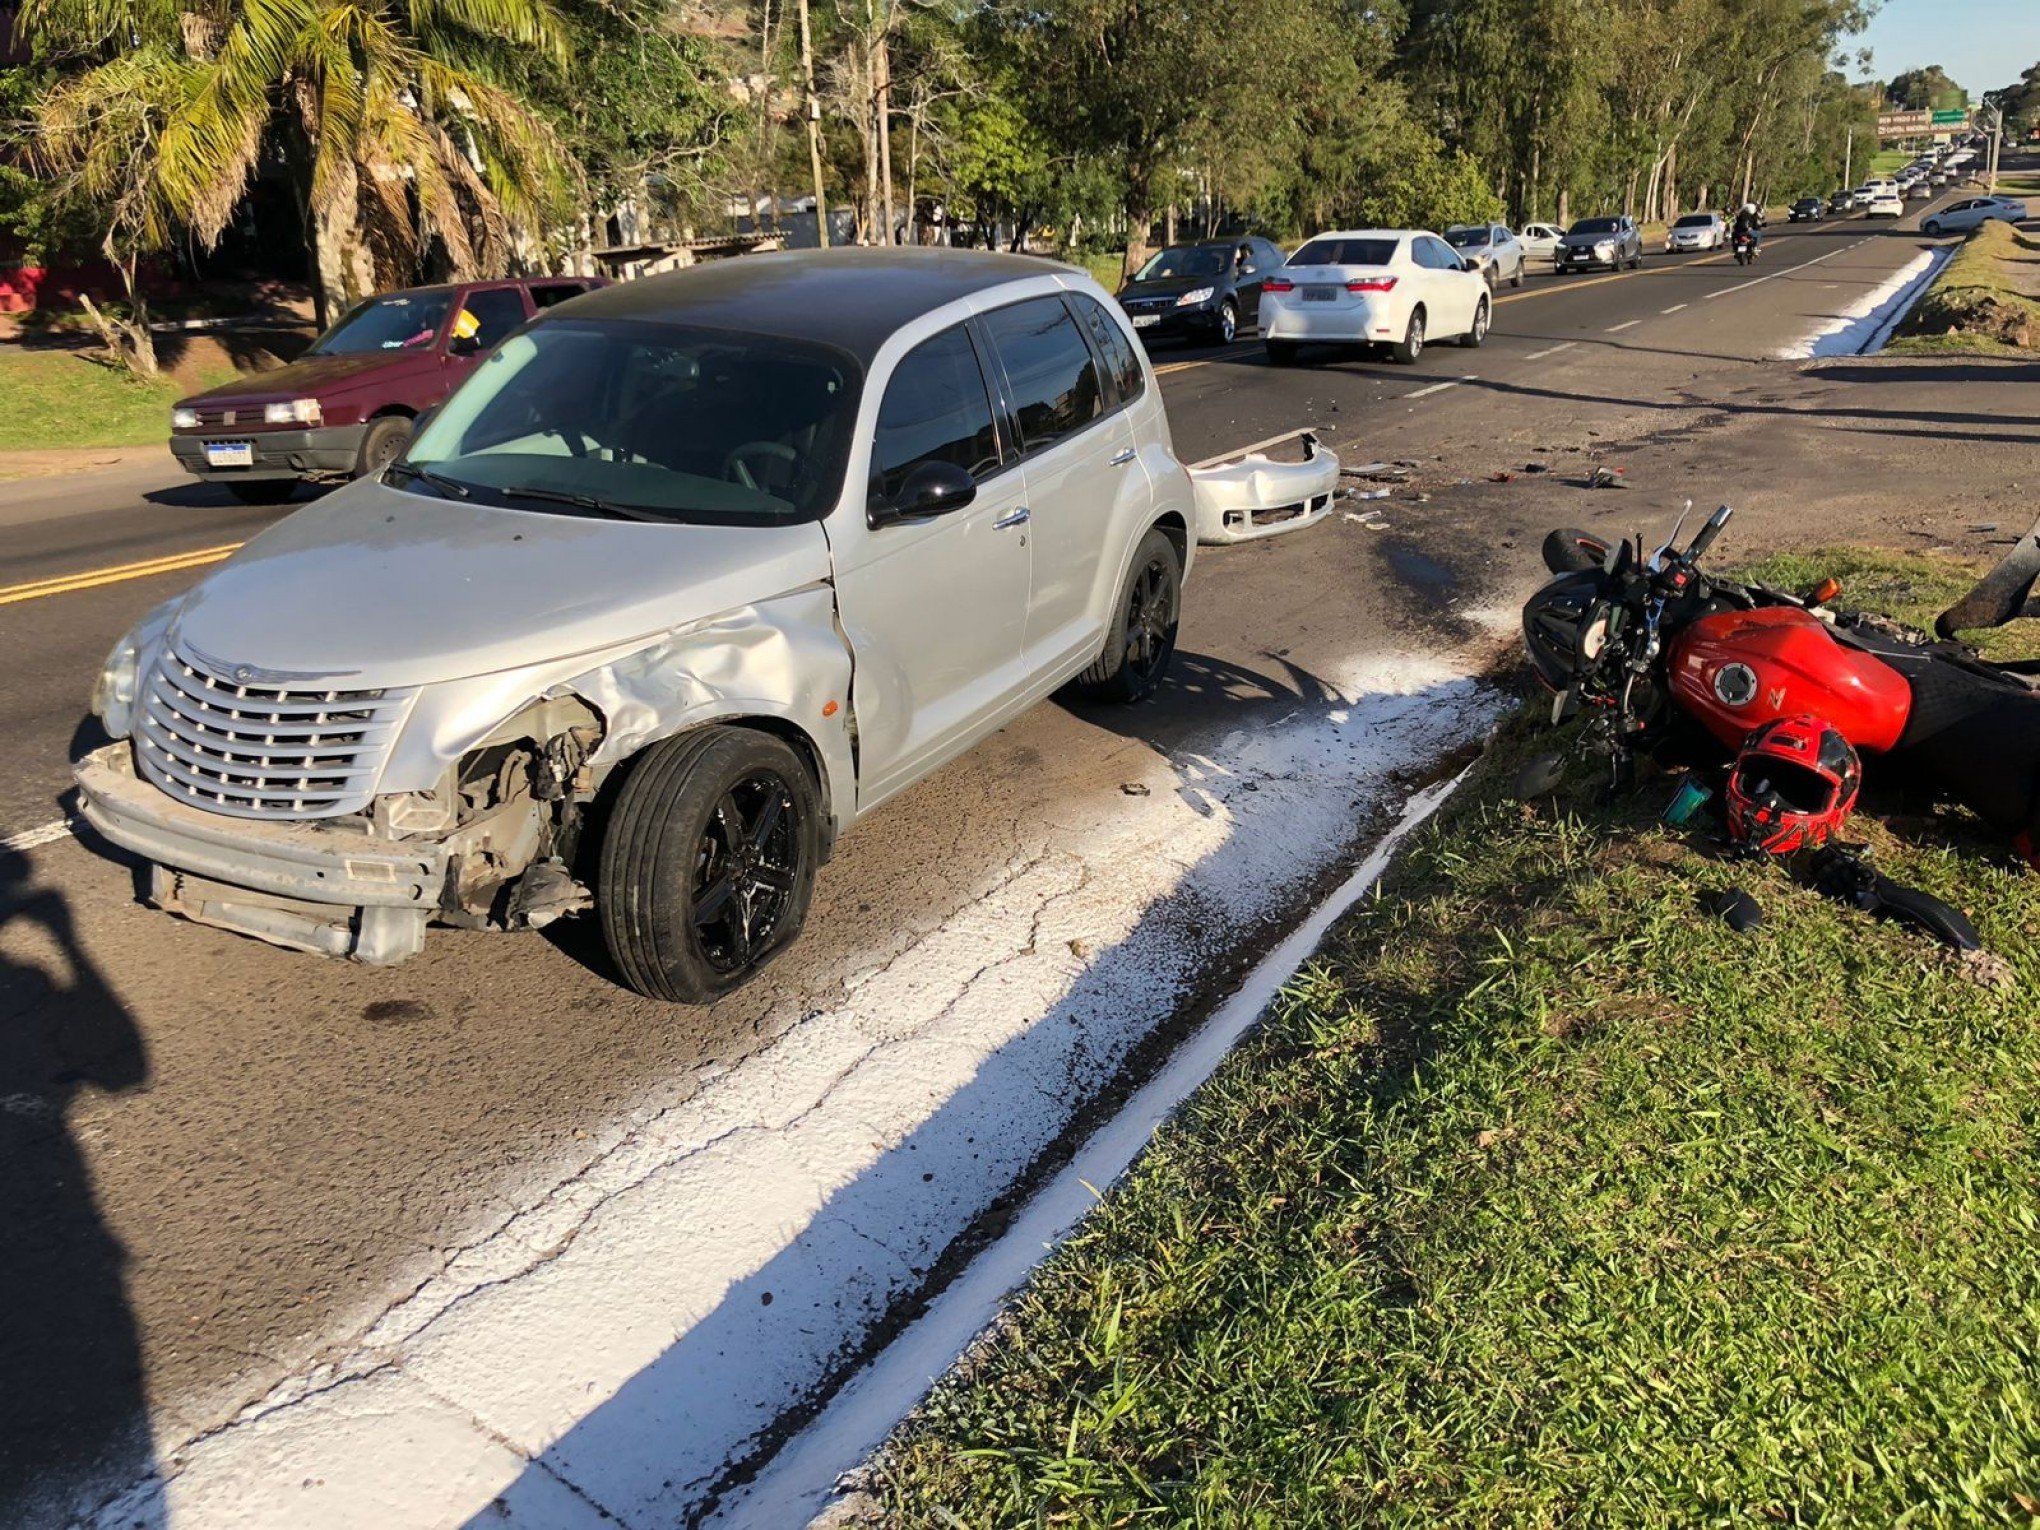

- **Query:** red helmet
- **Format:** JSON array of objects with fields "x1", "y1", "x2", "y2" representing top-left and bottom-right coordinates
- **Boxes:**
[{"x1": 1725, "y1": 714, "x2": 1862, "y2": 855}]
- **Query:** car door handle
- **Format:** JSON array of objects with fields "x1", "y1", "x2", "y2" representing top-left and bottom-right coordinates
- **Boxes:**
[
  {"x1": 1109, "y1": 448, "x2": 1137, "y2": 466},
  {"x1": 994, "y1": 506, "x2": 1031, "y2": 529}
]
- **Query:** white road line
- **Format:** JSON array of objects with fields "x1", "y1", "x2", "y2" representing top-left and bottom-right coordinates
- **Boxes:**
[
  {"x1": 1605, "y1": 319, "x2": 1641, "y2": 332},
  {"x1": 1661, "y1": 303, "x2": 1688, "y2": 314},
  {"x1": 1404, "y1": 375, "x2": 1475, "y2": 399},
  {"x1": 1702, "y1": 241, "x2": 1857, "y2": 300},
  {"x1": 1523, "y1": 342, "x2": 1575, "y2": 361},
  {"x1": 1, "y1": 817, "x2": 75, "y2": 854},
  {"x1": 715, "y1": 764, "x2": 1478, "y2": 1529}
]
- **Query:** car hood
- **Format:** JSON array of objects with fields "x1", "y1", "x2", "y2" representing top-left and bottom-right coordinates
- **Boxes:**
[
  {"x1": 165, "y1": 479, "x2": 835, "y2": 690},
  {"x1": 1118, "y1": 275, "x2": 1225, "y2": 301},
  {"x1": 177, "y1": 351, "x2": 431, "y2": 408},
  {"x1": 1560, "y1": 230, "x2": 1622, "y2": 246}
]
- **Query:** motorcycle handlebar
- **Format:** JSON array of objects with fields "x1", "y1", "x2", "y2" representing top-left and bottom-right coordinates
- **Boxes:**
[{"x1": 1684, "y1": 504, "x2": 1732, "y2": 562}]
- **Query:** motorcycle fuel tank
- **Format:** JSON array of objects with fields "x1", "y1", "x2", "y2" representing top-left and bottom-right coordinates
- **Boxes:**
[{"x1": 1669, "y1": 606, "x2": 1912, "y2": 752}]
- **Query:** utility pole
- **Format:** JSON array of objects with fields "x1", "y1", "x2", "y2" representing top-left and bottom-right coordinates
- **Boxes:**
[
  {"x1": 798, "y1": 0, "x2": 829, "y2": 249},
  {"x1": 1843, "y1": 126, "x2": 1852, "y2": 189},
  {"x1": 1983, "y1": 107, "x2": 2002, "y2": 194}
]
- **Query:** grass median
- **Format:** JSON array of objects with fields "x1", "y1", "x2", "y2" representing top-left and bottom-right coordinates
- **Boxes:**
[
  {"x1": 874, "y1": 549, "x2": 2040, "y2": 1526},
  {"x1": 1889, "y1": 219, "x2": 2040, "y2": 357}
]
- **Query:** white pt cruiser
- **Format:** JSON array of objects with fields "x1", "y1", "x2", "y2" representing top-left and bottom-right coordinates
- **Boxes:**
[{"x1": 76, "y1": 251, "x2": 1212, "y2": 1003}]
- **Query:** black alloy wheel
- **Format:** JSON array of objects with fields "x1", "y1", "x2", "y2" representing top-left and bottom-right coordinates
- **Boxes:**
[
  {"x1": 691, "y1": 770, "x2": 803, "y2": 975},
  {"x1": 1072, "y1": 526, "x2": 1183, "y2": 703}
]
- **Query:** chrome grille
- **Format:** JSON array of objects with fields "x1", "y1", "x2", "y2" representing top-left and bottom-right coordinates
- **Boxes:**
[{"x1": 135, "y1": 647, "x2": 416, "y2": 820}]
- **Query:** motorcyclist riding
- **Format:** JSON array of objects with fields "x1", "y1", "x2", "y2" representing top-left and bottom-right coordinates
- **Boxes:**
[{"x1": 1731, "y1": 202, "x2": 1763, "y2": 252}]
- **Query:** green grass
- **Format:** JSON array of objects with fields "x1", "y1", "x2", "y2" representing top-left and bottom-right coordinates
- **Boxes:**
[
  {"x1": 1888, "y1": 219, "x2": 2040, "y2": 356},
  {"x1": 0, "y1": 346, "x2": 233, "y2": 451},
  {"x1": 1069, "y1": 250, "x2": 1130, "y2": 290},
  {"x1": 876, "y1": 548, "x2": 2040, "y2": 1527}
]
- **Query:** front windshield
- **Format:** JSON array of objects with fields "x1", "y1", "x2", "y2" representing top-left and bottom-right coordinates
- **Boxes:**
[
  {"x1": 310, "y1": 292, "x2": 454, "y2": 355},
  {"x1": 1443, "y1": 227, "x2": 1489, "y2": 247},
  {"x1": 1133, "y1": 246, "x2": 1230, "y2": 281},
  {"x1": 1569, "y1": 218, "x2": 1621, "y2": 235},
  {"x1": 400, "y1": 321, "x2": 859, "y2": 524},
  {"x1": 1673, "y1": 214, "x2": 1714, "y2": 228}
]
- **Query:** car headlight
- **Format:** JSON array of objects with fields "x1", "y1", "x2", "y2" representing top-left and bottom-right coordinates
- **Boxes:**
[
  {"x1": 1594, "y1": 240, "x2": 1615, "y2": 255},
  {"x1": 1175, "y1": 287, "x2": 1216, "y2": 307},
  {"x1": 171, "y1": 407, "x2": 200, "y2": 430},
  {"x1": 263, "y1": 398, "x2": 323, "y2": 426},
  {"x1": 91, "y1": 596, "x2": 180, "y2": 739}
]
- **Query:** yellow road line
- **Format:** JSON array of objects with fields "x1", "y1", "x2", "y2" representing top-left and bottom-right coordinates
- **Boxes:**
[{"x1": 0, "y1": 542, "x2": 243, "y2": 606}]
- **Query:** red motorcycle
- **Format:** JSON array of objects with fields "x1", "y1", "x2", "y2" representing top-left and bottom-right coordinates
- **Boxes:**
[{"x1": 1522, "y1": 506, "x2": 2040, "y2": 863}]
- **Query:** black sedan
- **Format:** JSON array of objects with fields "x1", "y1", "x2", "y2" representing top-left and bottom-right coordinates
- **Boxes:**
[
  {"x1": 1114, "y1": 238, "x2": 1288, "y2": 345},
  {"x1": 1788, "y1": 197, "x2": 1824, "y2": 222}
]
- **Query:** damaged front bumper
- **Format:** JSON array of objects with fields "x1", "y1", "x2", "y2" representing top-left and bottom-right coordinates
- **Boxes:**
[
  {"x1": 76, "y1": 742, "x2": 449, "y2": 964},
  {"x1": 1186, "y1": 431, "x2": 1342, "y2": 545}
]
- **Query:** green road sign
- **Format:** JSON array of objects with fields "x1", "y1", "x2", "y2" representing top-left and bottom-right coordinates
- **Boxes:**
[{"x1": 1930, "y1": 109, "x2": 1967, "y2": 126}]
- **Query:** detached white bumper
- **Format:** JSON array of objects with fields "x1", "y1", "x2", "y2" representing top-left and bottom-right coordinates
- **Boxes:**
[{"x1": 1187, "y1": 432, "x2": 1341, "y2": 545}]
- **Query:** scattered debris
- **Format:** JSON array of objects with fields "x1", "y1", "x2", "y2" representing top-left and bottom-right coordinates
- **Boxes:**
[
  {"x1": 1119, "y1": 782, "x2": 1150, "y2": 796},
  {"x1": 1488, "y1": 471, "x2": 1516, "y2": 484},
  {"x1": 1585, "y1": 465, "x2": 1625, "y2": 490},
  {"x1": 1352, "y1": 488, "x2": 1392, "y2": 501},
  {"x1": 1710, "y1": 887, "x2": 1765, "y2": 933},
  {"x1": 1524, "y1": 462, "x2": 1550, "y2": 474}
]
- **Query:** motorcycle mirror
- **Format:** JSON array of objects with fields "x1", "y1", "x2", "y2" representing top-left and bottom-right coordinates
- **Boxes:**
[{"x1": 1514, "y1": 751, "x2": 1569, "y2": 800}]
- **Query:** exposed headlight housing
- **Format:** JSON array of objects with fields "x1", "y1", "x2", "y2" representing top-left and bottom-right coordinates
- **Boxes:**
[
  {"x1": 263, "y1": 398, "x2": 323, "y2": 426},
  {"x1": 1175, "y1": 287, "x2": 1216, "y2": 307},
  {"x1": 91, "y1": 596, "x2": 181, "y2": 740},
  {"x1": 171, "y1": 407, "x2": 200, "y2": 430}
]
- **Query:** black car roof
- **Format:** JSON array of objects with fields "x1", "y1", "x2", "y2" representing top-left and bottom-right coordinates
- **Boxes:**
[{"x1": 558, "y1": 248, "x2": 1062, "y2": 364}]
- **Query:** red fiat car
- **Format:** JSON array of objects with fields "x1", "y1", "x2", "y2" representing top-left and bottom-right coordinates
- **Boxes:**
[{"x1": 168, "y1": 275, "x2": 604, "y2": 502}]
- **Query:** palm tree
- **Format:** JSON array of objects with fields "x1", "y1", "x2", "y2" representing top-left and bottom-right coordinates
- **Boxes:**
[{"x1": 29, "y1": 0, "x2": 568, "y2": 352}]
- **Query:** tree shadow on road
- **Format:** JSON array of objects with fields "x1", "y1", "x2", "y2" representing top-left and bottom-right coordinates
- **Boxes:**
[{"x1": 0, "y1": 848, "x2": 161, "y2": 1525}]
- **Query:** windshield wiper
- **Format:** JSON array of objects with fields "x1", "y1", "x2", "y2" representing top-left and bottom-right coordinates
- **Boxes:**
[
  {"x1": 386, "y1": 461, "x2": 472, "y2": 499},
  {"x1": 494, "y1": 483, "x2": 668, "y2": 522}
]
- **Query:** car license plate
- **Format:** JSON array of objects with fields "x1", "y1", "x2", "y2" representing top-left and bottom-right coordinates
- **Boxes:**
[
  {"x1": 1131, "y1": 314, "x2": 1159, "y2": 329},
  {"x1": 1302, "y1": 286, "x2": 1340, "y2": 302},
  {"x1": 204, "y1": 442, "x2": 255, "y2": 468}
]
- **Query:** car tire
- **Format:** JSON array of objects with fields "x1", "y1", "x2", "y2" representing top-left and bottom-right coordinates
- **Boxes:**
[
  {"x1": 1390, "y1": 307, "x2": 1426, "y2": 364},
  {"x1": 1216, "y1": 299, "x2": 1238, "y2": 345},
  {"x1": 1458, "y1": 296, "x2": 1490, "y2": 348},
  {"x1": 1264, "y1": 339, "x2": 1300, "y2": 366},
  {"x1": 1484, "y1": 266, "x2": 1498, "y2": 295},
  {"x1": 1510, "y1": 261, "x2": 1524, "y2": 288},
  {"x1": 1073, "y1": 527, "x2": 1182, "y2": 704},
  {"x1": 355, "y1": 415, "x2": 411, "y2": 479},
  {"x1": 225, "y1": 480, "x2": 298, "y2": 505},
  {"x1": 598, "y1": 726, "x2": 822, "y2": 1004},
  {"x1": 1923, "y1": 219, "x2": 1942, "y2": 236}
]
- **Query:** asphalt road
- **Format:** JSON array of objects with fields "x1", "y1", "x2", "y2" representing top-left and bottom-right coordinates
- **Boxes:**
[{"x1": 1, "y1": 185, "x2": 2025, "y2": 1520}]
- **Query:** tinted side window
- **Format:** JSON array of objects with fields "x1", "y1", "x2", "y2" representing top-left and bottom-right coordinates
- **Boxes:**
[
  {"x1": 460, "y1": 288, "x2": 529, "y2": 349},
  {"x1": 530, "y1": 283, "x2": 588, "y2": 309},
  {"x1": 872, "y1": 325, "x2": 1000, "y2": 500},
  {"x1": 980, "y1": 296, "x2": 1103, "y2": 454},
  {"x1": 1071, "y1": 294, "x2": 1144, "y2": 408}
]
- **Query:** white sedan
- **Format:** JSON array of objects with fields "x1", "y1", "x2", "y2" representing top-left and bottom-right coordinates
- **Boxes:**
[
  {"x1": 1666, "y1": 211, "x2": 1726, "y2": 251},
  {"x1": 1867, "y1": 188, "x2": 1905, "y2": 218},
  {"x1": 1923, "y1": 197, "x2": 2030, "y2": 236},
  {"x1": 1260, "y1": 229, "x2": 1490, "y2": 366},
  {"x1": 1520, "y1": 222, "x2": 1564, "y2": 261}
]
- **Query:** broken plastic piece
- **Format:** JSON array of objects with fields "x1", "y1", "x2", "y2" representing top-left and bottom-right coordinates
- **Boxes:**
[
  {"x1": 1188, "y1": 431, "x2": 1343, "y2": 545},
  {"x1": 1710, "y1": 887, "x2": 1764, "y2": 933}
]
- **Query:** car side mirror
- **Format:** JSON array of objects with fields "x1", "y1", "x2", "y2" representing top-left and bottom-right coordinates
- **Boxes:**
[
  {"x1": 448, "y1": 334, "x2": 482, "y2": 357},
  {"x1": 868, "y1": 459, "x2": 977, "y2": 529}
]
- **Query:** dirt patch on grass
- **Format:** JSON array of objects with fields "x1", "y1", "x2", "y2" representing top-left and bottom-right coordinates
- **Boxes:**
[{"x1": 1892, "y1": 221, "x2": 2040, "y2": 352}]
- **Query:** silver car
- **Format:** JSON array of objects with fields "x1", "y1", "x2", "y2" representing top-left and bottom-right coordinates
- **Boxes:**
[
  {"x1": 76, "y1": 250, "x2": 1201, "y2": 1002},
  {"x1": 1665, "y1": 211, "x2": 1726, "y2": 251}
]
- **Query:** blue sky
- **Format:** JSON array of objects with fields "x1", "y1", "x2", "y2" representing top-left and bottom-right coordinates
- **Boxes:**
[{"x1": 1845, "y1": 0, "x2": 2039, "y2": 97}]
